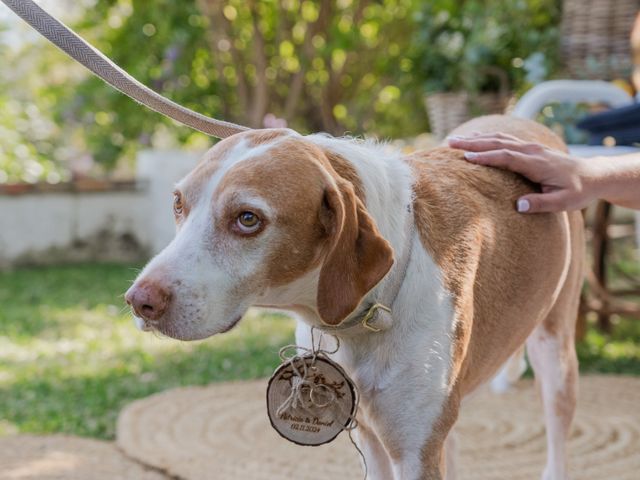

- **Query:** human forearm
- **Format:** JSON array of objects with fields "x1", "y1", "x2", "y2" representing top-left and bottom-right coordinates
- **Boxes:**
[{"x1": 589, "y1": 154, "x2": 640, "y2": 209}]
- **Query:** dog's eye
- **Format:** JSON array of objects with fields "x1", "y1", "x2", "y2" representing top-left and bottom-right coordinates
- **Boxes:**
[
  {"x1": 173, "y1": 192, "x2": 184, "y2": 216},
  {"x1": 236, "y1": 211, "x2": 261, "y2": 233}
]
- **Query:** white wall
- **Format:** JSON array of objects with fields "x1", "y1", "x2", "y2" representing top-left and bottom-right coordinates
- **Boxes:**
[
  {"x1": 0, "y1": 149, "x2": 201, "y2": 267},
  {"x1": 0, "y1": 191, "x2": 147, "y2": 263},
  {"x1": 136, "y1": 150, "x2": 200, "y2": 254}
]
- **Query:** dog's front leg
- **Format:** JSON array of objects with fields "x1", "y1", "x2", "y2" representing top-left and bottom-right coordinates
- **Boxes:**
[
  {"x1": 362, "y1": 381, "x2": 460, "y2": 480},
  {"x1": 294, "y1": 323, "x2": 395, "y2": 479},
  {"x1": 352, "y1": 420, "x2": 395, "y2": 480}
]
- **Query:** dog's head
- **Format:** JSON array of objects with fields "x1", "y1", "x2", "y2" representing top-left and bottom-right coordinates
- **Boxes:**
[{"x1": 125, "y1": 129, "x2": 393, "y2": 340}]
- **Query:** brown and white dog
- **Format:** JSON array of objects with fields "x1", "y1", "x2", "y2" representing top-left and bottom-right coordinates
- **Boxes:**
[{"x1": 125, "y1": 115, "x2": 583, "y2": 480}]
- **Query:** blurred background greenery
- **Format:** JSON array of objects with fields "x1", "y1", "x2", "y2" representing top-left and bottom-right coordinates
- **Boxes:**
[
  {"x1": 0, "y1": 0, "x2": 563, "y2": 184},
  {"x1": 0, "y1": 263, "x2": 296, "y2": 438}
]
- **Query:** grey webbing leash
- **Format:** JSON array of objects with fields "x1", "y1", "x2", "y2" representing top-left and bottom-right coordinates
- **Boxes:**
[{"x1": 1, "y1": 0, "x2": 250, "y2": 139}]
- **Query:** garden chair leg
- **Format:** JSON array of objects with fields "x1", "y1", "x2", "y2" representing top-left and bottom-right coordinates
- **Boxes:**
[{"x1": 592, "y1": 201, "x2": 612, "y2": 333}]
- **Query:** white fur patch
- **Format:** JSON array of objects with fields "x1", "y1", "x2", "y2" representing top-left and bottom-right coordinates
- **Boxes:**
[
  {"x1": 491, "y1": 349, "x2": 527, "y2": 394},
  {"x1": 133, "y1": 315, "x2": 147, "y2": 331},
  {"x1": 306, "y1": 135, "x2": 414, "y2": 256},
  {"x1": 294, "y1": 134, "x2": 456, "y2": 479},
  {"x1": 293, "y1": 239, "x2": 456, "y2": 480}
]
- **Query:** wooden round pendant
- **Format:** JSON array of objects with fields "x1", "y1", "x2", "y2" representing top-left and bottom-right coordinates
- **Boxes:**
[{"x1": 266, "y1": 355, "x2": 356, "y2": 446}]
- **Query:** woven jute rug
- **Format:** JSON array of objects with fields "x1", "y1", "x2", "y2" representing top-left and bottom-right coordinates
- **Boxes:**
[
  {"x1": 0, "y1": 434, "x2": 166, "y2": 480},
  {"x1": 116, "y1": 375, "x2": 640, "y2": 480}
]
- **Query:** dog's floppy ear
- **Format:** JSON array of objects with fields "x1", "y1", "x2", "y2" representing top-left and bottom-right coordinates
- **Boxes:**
[{"x1": 317, "y1": 179, "x2": 394, "y2": 325}]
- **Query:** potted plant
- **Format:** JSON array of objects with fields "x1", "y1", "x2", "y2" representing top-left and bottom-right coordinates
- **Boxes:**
[
  {"x1": 411, "y1": 0, "x2": 560, "y2": 138},
  {"x1": 411, "y1": 2, "x2": 474, "y2": 139}
]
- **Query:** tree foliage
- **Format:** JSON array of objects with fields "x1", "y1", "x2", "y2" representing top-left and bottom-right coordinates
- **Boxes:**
[
  {"x1": 58, "y1": 0, "x2": 423, "y2": 170},
  {"x1": 411, "y1": 0, "x2": 561, "y2": 94},
  {"x1": 1, "y1": 0, "x2": 563, "y2": 181}
]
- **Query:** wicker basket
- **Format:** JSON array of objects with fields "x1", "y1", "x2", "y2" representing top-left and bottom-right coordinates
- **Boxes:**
[
  {"x1": 561, "y1": 0, "x2": 640, "y2": 80},
  {"x1": 424, "y1": 92, "x2": 512, "y2": 140},
  {"x1": 472, "y1": 93, "x2": 511, "y2": 115},
  {"x1": 424, "y1": 92, "x2": 470, "y2": 140},
  {"x1": 469, "y1": 67, "x2": 512, "y2": 116},
  {"x1": 425, "y1": 67, "x2": 511, "y2": 139}
]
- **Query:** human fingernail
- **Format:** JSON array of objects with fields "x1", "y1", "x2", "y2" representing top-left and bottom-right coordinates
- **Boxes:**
[
  {"x1": 464, "y1": 152, "x2": 478, "y2": 160},
  {"x1": 517, "y1": 198, "x2": 530, "y2": 212},
  {"x1": 447, "y1": 135, "x2": 465, "y2": 141}
]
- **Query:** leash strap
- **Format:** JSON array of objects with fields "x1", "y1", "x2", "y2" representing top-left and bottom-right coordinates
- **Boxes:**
[{"x1": 2, "y1": 0, "x2": 250, "y2": 139}]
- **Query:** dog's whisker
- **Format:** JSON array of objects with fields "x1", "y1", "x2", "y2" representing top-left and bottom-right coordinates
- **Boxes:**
[{"x1": 119, "y1": 304, "x2": 132, "y2": 315}]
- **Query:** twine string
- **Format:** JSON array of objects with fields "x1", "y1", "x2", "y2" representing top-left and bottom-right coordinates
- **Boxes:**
[
  {"x1": 275, "y1": 349, "x2": 338, "y2": 417},
  {"x1": 276, "y1": 328, "x2": 368, "y2": 480}
]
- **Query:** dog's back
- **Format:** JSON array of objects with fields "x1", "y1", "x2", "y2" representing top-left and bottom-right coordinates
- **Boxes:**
[{"x1": 409, "y1": 115, "x2": 584, "y2": 396}]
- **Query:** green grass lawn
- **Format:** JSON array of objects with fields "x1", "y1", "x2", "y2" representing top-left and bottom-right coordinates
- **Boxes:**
[
  {"x1": 0, "y1": 263, "x2": 295, "y2": 439},
  {"x1": 1, "y1": 263, "x2": 639, "y2": 441}
]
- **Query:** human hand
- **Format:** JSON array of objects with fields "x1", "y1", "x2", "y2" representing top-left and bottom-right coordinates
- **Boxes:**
[{"x1": 448, "y1": 133, "x2": 600, "y2": 213}]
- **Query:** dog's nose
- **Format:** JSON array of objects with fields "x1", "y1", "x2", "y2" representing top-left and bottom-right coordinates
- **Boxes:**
[{"x1": 125, "y1": 281, "x2": 171, "y2": 321}]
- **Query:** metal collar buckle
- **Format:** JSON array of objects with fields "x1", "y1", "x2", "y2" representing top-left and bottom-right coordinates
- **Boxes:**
[{"x1": 361, "y1": 303, "x2": 391, "y2": 332}]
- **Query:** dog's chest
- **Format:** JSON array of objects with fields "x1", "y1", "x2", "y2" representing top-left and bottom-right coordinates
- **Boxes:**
[{"x1": 335, "y1": 345, "x2": 399, "y2": 395}]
